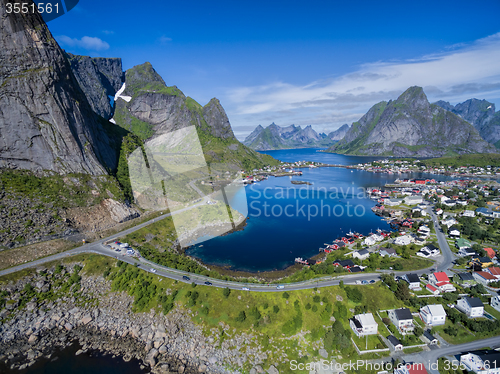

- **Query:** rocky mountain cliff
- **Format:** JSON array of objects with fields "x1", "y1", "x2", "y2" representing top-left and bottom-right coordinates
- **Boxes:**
[
  {"x1": 327, "y1": 124, "x2": 350, "y2": 141},
  {"x1": 328, "y1": 86, "x2": 497, "y2": 157},
  {"x1": 111, "y1": 62, "x2": 276, "y2": 170},
  {"x1": 243, "y1": 123, "x2": 341, "y2": 150},
  {"x1": 65, "y1": 53, "x2": 123, "y2": 119},
  {"x1": 0, "y1": 0, "x2": 119, "y2": 175},
  {"x1": 435, "y1": 99, "x2": 500, "y2": 147}
]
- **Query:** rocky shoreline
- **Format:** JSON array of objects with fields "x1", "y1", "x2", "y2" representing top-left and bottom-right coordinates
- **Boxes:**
[{"x1": 0, "y1": 264, "x2": 275, "y2": 374}]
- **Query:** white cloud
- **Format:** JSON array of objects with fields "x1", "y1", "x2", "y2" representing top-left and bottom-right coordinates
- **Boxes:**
[
  {"x1": 57, "y1": 35, "x2": 110, "y2": 51},
  {"x1": 228, "y1": 32, "x2": 500, "y2": 140},
  {"x1": 102, "y1": 30, "x2": 115, "y2": 35},
  {"x1": 158, "y1": 36, "x2": 173, "y2": 45}
]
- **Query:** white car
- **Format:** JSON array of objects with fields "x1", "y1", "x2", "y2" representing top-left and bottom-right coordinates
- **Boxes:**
[
  {"x1": 276, "y1": 285, "x2": 285, "y2": 290},
  {"x1": 242, "y1": 287, "x2": 250, "y2": 291},
  {"x1": 150, "y1": 268, "x2": 156, "y2": 273}
]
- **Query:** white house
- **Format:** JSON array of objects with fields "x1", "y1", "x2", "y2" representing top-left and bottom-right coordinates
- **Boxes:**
[
  {"x1": 473, "y1": 271, "x2": 497, "y2": 285},
  {"x1": 458, "y1": 248, "x2": 477, "y2": 257},
  {"x1": 491, "y1": 296, "x2": 500, "y2": 313},
  {"x1": 352, "y1": 249, "x2": 370, "y2": 260},
  {"x1": 394, "y1": 235, "x2": 412, "y2": 246},
  {"x1": 419, "y1": 304, "x2": 446, "y2": 326},
  {"x1": 412, "y1": 207, "x2": 427, "y2": 216},
  {"x1": 385, "y1": 198, "x2": 404, "y2": 206},
  {"x1": 448, "y1": 226, "x2": 461, "y2": 237},
  {"x1": 363, "y1": 236, "x2": 376, "y2": 246},
  {"x1": 417, "y1": 248, "x2": 431, "y2": 258},
  {"x1": 387, "y1": 335, "x2": 403, "y2": 351},
  {"x1": 349, "y1": 313, "x2": 378, "y2": 337},
  {"x1": 462, "y1": 210, "x2": 476, "y2": 218},
  {"x1": 457, "y1": 297, "x2": 484, "y2": 318},
  {"x1": 441, "y1": 217, "x2": 458, "y2": 228},
  {"x1": 405, "y1": 195, "x2": 423, "y2": 205},
  {"x1": 460, "y1": 350, "x2": 500, "y2": 374},
  {"x1": 388, "y1": 308, "x2": 414, "y2": 335},
  {"x1": 424, "y1": 244, "x2": 440, "y2": 256},
  {"x1": 378, "y1": 247, "x2": 397, "y2": 257},
  {"x1": 417, "y1": 226, "x2": 430, "y2": 238},
  {"x1": 403, "y1": 273, "x2": 421, "y2": 291}
]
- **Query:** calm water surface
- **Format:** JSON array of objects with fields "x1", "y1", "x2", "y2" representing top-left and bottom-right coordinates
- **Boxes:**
[{"x1": 186, "y1": 149, "x2": 455, "y2": 272}]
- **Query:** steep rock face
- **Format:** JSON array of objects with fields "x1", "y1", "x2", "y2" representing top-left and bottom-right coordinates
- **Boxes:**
[
  {"x1": 329, "y1": 87, "x2": 497, "y2": 157},
  {"x1": 243, "y1": 125, "x2": 264, "y2": 145},
  {"x1": 66, "y1": 53, "x2": 123, "y2": 119},
  {"x1": 112, "y1": 62, "x2": 276, "y2": 169},
  {"x1": 243, "y1": 123, "x2": 338, "y2": 150},
  {"x1": 435, "y1": 99, "x2": 500, "y2": 146},
  {"x1": 326, "y1": 124, "x2": 350, "y2": 141},
  {"x1": 332, "y1": 101, "x2": 387, "y2": 147},
  {"x1": 0, "y1": 0, "x2": 118, "y2": 175},
  {"x1": 202, "y1": 98, "x2": 236, "y2": 140}
]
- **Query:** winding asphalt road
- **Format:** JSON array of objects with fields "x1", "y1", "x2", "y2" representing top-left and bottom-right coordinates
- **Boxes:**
[
  {"x1": 1, "y1": 199, "x2": 499, "y2": 367},
  {"x1": 403, "y1": 335, "x2": 500, "y2": 374},
  {"x1": 0, "y1": 203, "x2": 455, "y2": 292}
]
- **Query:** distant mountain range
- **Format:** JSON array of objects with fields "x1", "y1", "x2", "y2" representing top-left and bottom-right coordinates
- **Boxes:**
[
  {"x1": 243, "y1": 123, "x2": 350, "y2": 150},
  {"x1": 435, "y1": 99, "x2": 500, "y2": 148},
  {"x1": 327, "y1": 86, "x2": 498, "y2": 157}
]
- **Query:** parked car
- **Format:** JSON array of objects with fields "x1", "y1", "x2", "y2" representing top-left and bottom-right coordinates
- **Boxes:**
[
  {"x1": 276, "y1": 285, "x2": 285, "y2": 289},
  {"x1": 242, "y1": 287, "x2": 250, "y2": 291},
  {"x1": 182, "y1": 275, "x2": 190, "y2": 281},
  {"x1": 150, "y1": 268, "x2": 156, "y2": 273},
  {"x1": 204, "y1": 281, "x2": 212, "y2": 286},
  {"x1": 369, "y1": 280, "x2": 376, "y2": 284},
  {"x1": 362, "y1": 280, "x2": 368, "y2": 284}
]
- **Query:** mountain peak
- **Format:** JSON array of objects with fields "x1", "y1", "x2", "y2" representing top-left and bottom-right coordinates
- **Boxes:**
[
  {"x1": 396, "y1": 86, "x2": 428, "y2": 108},
  {"x1": 243, "y1": 123, "x2": 339, "y2": 150},
  {"x1": 124, "y1": 62, "x2": 168, "y2": 96},
  {"x1": 328, "y1": 86, "x2": 496, "y2": 157},
  {"x1": 435, "y1": 98, "x2": 499, "y2": 145}
]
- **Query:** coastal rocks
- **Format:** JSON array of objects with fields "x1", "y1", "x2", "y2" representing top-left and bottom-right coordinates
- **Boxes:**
[
  {"x1": 80, "y1": 315, "x2": 93, "y2": 325},
  {"x1": 146, "y1": 348, "x2": 159, "y2": 367},
  {"x1": 0, "y1": 269, "x2": 243, "y2": 374},
  {"x1": 101, "y1": 199, "x2": 140, "y2": 223},
  {"x1": 267, "y1": 365, "x2": 279, "y2": 374}
]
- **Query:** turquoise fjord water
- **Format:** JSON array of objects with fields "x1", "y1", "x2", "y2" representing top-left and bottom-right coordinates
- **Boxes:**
[
  {"x1": 12, "y1": 149, "x2": 458, "y2": 373},
  {"x1": 185, "y1": 149, "x2": 455, "y2": 272}
]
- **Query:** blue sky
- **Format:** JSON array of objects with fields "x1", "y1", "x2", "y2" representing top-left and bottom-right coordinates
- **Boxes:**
[{"x1": 49, "y1": 0, "x2": 500, "y2": 140}]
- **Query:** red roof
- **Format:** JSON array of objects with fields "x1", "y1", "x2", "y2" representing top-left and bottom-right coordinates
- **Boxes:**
[
  {"x1": 433, "y1": 272, "x2": 449, "y2": 283},
  {"x1": 484, "y1": 247, "x2": 496, "y2": 259},
  {"x1": 475, "y1": 271, "x2": 496, "y2": 280},
  {"x1": 488, "y1": 267, "x2": 500, "y2": 276},
  {"x1": 406, "y1": 363, "x2": 429, "y2": 374},
  {"x1": 426, "y1": 284, "x2": 438, "y2": 292}
]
